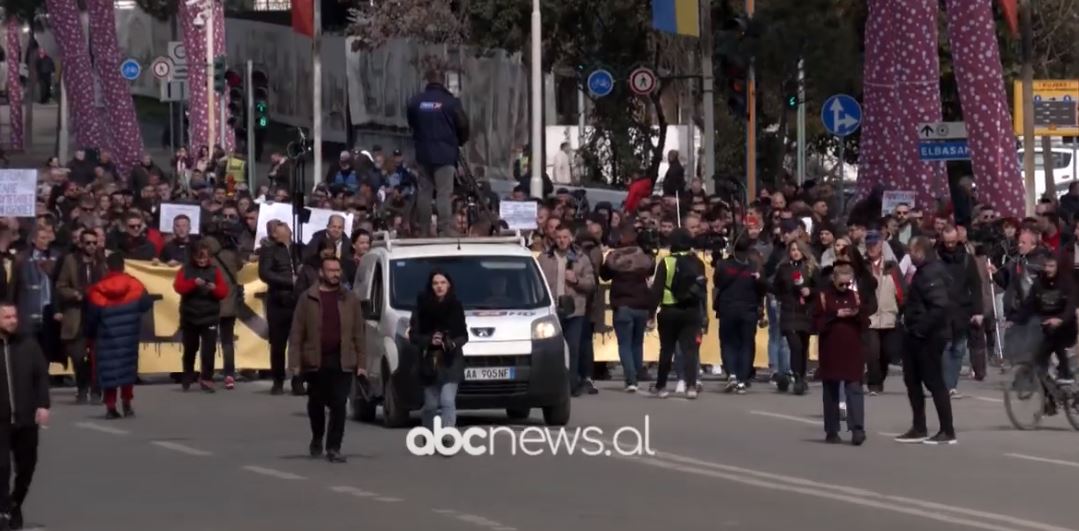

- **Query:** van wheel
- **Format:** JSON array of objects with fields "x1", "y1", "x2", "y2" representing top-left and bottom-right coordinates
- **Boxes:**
[
  {"x1": 381, "y1": 372, "x2": 410, "y2": 428},
  {"x1": 350, "y1": 377, "x2": 376, "y2": 422},
  {"x1": 506, "y1": 407, "x2": 531, "y2": 420},
  {"x1": 542, "y1": 395, "x2": 571, "y2": 426}
]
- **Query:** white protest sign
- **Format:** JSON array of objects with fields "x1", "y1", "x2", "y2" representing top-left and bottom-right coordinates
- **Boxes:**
[
  {"x1": 0, "y1": 170, "x2": 38, "y2": 217},
  {"x1": 881, "y1": 191, "x2": 916, "y2": 216},
  {"x1": 159, "y1": 203, "x2": 203, "y2": 235},
  {"x1": 801, "y1": 216, "x2": 814, "y2": 238},
  {"x1": 255, "y1": 203, "x2": 354, "y2": 248},
  {"x1": 302, "y1": 208, "x2": 355, "y2": 246},
  {"x1": 499, "y1": 201, "x2": 538, "y2": 230}
]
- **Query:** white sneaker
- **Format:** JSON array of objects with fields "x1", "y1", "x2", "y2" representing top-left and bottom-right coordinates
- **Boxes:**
[
  {"x1": 949, "y1": 389, "x2": 964, "y2": 399},
  {"x1": 625, "y1": 384, "x2": 639, "y2": 393},
  {"x1": 839, "y1": 401, "x2": 848, "y2": 420},
  {"x1": 711, "y1": 366, "x2": 724, "y2": 376},
  {"x1": 675, "y1": 380, "x2": 687, "y2": 395},
  {"x1": 686, "y1": 389, "x2": 699, "y2": 400}
]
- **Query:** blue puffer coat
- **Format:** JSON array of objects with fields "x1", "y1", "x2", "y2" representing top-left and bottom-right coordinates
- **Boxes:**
[{"x1": 85, "y1": 272, "x2": 153, "y2": 389}]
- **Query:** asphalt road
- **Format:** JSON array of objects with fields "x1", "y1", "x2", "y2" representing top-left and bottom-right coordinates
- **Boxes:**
[{"x1": 30, "y1": 369, "x2": 1079, "y2": 531}]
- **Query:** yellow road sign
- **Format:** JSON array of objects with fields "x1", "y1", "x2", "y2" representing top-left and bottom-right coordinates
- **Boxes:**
[{"x1": 1013, "y1": 80, "x2": 1079, "y2": 136}]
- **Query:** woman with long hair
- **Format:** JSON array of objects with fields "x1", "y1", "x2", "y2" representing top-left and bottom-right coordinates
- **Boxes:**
[
  {"x1": 772, "y1": 240, "x2": 819, "y2": 394},
  {"x1": 410, "y1": 270, "x2": 469, "y2": 430}
]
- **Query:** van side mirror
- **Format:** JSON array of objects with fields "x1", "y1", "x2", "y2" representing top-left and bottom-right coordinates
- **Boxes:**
[{"x1": 360, "y1": 300, "x2": 377, "y2": 319}]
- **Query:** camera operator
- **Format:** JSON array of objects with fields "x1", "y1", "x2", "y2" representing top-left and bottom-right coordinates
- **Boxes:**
[{"x1": 407, "y1": 66, "x2": 470, "y2": 238}]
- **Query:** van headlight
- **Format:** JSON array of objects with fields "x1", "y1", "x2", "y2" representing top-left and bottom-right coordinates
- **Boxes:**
[{"x1": 532, "y1": 316, "x2": 560, "y2": 340}]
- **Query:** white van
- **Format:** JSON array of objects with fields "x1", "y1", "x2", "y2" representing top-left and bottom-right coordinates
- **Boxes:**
[
  {"x1": 1018, "y1": 147, "x2": 1078, "y2": 197},
  {"x1": 350, "y1": 235, "x2": 571, "y2": 428}
]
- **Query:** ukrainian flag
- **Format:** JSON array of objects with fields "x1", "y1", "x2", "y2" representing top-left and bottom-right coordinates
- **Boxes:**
[{"x1": 652, "y1": 0, "x2": 700, "y2": 37}]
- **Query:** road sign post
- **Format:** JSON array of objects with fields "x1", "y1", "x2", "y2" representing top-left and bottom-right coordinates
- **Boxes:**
[
  {"x1": 587, "y1": 69, "x2": 615, "y2": 98},
  {"x1": 151, "y1": 57, "x2": 173, "y2": 80},
  {"x1": 820, "y1": 94, "x2": 862, "y2": 214},
  {"x1": 120, "y1": 58, "x2": 141, "y2": 81}
]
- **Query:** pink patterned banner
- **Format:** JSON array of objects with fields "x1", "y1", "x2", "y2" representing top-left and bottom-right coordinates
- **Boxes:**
[
  {"x1": 6, "y1": 20, "x2": 23, "y2": 152},
  {"x1": 87, "y1": 0, "x2": 144, "y2": 173},
  {"x1": 45, "y1": 0, "x2": 107, "y2": 151}
]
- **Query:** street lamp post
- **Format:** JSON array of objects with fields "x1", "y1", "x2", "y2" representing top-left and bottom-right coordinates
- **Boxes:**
[{"x1": 529, "y1": 0, "x2": 543, "y2": 198}]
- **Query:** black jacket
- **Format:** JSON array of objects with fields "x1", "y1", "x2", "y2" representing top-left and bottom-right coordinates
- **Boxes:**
[
  {"x1": 258, "y1": 242, "x2": 298, "y2": 308},
  {"x1": 303, "y1": 230, "x2": 352, "y2": 263},
  {"x1": 662, "y1": 163, "x2": 685, "y2": 197},
  {"x1": 0, "y1": 334, "x2": 50, "y2": 428},
  {"x1": 902, "y1": 257, "x2": 952, "y2": 340},
  {"x1": 1017, "y1": 273, "x2": 1078, "y2": 346},
  {"x1": 160, "y1": 237, "x2": 196, "y2": 264},
  {"x1": 409, "y1": 293, "x2": 469, "y2": 385},
  {"x1": 713, "y1": 254, "x2": 767, "y2": 317},
  {"x1": 937, "y1": 244, "x2": 984, "y2": 332},
  {"x1": 406, "y1": 83, "x2": 470, "y2": 168},
  {"x1": 771, "y1": 261, "x2": 816, "y2": 332}
]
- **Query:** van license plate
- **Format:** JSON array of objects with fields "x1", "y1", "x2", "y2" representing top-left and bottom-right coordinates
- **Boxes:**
[{"x1": 465, "y1": 367, "x2": 515, "y2": 381}]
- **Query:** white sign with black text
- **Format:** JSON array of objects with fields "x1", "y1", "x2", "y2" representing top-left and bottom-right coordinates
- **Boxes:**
[
  {"x1": 0, "y1": 170, "x2": 38, "y2": 217},
  {"x1": 499, "y1": 201, "x2": 538, "y2": 230},
  {"x1": 881, "y1": 191, "x2": 917, "y2": 216}
]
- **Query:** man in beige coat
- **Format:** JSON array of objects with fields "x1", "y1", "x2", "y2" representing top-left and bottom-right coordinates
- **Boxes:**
[
  {"x1": 289, "y1": 257, "x2": 366, "y2": 463},
  {"x1": 537, "y1": 225, "x2": 595, "y2": 397}
]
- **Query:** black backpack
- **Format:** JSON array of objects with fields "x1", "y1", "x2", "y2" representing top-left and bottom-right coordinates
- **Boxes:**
[{"x1": 669, "y1": 254, "x2": 707, "y2": 305}]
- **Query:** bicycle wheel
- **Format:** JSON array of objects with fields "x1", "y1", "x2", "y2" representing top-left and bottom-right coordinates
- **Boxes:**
[
  {"x1": 1064, "y1": 389, "x2": 1079, "y2": 431},
  {"x1": 1004, "y1": 363, "x2": 1045, "y2": 430}
]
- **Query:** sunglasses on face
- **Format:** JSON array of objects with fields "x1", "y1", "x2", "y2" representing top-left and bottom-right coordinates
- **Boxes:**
[{"x1": 128, "y1": 224, "x2": 143, "y2": 230}]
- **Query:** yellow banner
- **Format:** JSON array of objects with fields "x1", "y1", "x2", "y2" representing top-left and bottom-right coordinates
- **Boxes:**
[{"x1": 51, "y1": 251, "x2": 810, "y2": 375}]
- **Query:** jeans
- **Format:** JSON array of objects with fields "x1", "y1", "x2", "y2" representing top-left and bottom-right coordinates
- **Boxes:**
[
  {"x1": 181, "y1": 323, "x2": 218, "y2": 382},
  {"x1": 560, "y1": 316, "x2": 585, "y2": 390},
  {"x1": 767, "y1": 296, "x2": 790, "y2": 374},
  {"x1": 0, "y1": 425, "x2": 37, "y2": 512},
  {"x1": 823, "y1": 381, "x2": 865, "y2": 434},
  {"x1": 578, "y1": 320, "x2": 595, "y2": 382},
  {"x1": 903, "y1": 333, "x2": 955, "y2": 436},
  {"x1": 656, "y1": 307, "x2": 701, "y2": 390},
  {"x1": 416, "y1": 164, "x2": 456, "y2": 237},
  {"x1": 942, "y1": 335, "x2": 969, "y2": 391},
  {"x1": 219, "y1": 316, "x2": 236, "y2": 378},
  {"x1": 422, "y1": 382, "x2": 459, "y2": 429},
  {"x1": 612, "y1": 307, "x2": 648, "y2": 386},
  {"x1": 306, "y1": 369, "x2": 352, "y2": 452},
  {"x1": 720, "y1": 312, "x2": 757, "y2": 383}
]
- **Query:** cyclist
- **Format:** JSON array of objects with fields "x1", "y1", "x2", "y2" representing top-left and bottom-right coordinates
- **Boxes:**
[{"x1": 1014, "y1": 255, "x2": 1076, "y2": 384}]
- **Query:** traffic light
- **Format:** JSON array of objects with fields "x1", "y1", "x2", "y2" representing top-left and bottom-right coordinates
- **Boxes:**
[
  {"x1": 721, "y1": 59, "x2": 748, "y2": 119},
  {"x1": 252, "y1": 69, "x2": 269, "y2": 129},
  {"x1": 213, "y1": 55, "x2": 227, "y2": 93},
  {"x1": 226, "y1": 69, "x2": 243, "y2": 131},
  {"x1": 783, "y1": 80, "x2": 798, "y2": 110},
  {"x1": 715, "y1": 14, "x2": 752, "y2": 120}
]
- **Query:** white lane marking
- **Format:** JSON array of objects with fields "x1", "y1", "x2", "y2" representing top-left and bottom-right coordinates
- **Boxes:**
[
  {"x1": 75, "y1": 422, "x2": 130, "y2": 435},
  {"x1": 373, "y1": 497, "x2": 403, "y2": 503},
  {"x1": 432, "y1": 509, "x2": 458, "y2": 515},
  {"x1": 151, "y1": 441, "x2": 212, "y2": 457},
  {"x1": 623, "y1": 454, "x2": 1064, "y2": 531},
  {"x1": 1005, "y1": 453, "x2": 1079, "y2": 470},
  {"x1": 972, "y1": 395, "x2": 1004, "y2": 403},
  {"x1": 749, "y1": 410, "x2": 818, "y2": 426},
  {"x1": 330, "y1": 486, "x2": 377, "y2": 497},
  {"x1": 878, "y1": 432, "x2": 901, "y2": 437},
  {"x1": 434, "y1": 508, "x2": 516, "y2": 530},
  {"x1": 241, "y1": 466, "x2": 306, "y2": 480}
]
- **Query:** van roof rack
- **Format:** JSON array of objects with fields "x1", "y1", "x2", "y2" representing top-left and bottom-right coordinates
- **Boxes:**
[{"x1": 372, "y1": 230, "x2": 527, "y2": 251}]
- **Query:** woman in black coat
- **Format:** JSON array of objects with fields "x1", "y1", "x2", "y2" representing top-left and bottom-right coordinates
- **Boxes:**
[
  {"x1": 771, "y1": 240, "x2": 819, "y2": 395},
  {"x1": 410, "y1": 270, "x2": 469, "y2": 430}
]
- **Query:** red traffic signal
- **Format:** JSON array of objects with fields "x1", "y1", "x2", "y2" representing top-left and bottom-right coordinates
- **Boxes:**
[{"x1": 225, "y1": 70, "x2": 243, "y2": 88}]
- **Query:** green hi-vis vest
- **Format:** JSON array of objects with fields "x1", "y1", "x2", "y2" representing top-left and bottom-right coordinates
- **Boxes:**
[{"x1": 661, "y1": 252, "x2": 691, "y2": 306}]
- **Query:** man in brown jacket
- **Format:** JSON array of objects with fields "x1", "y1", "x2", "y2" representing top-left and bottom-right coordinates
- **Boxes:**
[
  {"x1": 56, "y1": 228, "x2": 107, "y2": 403},
  {"x1": 537, "y1": 224, "x2": 596, "y2": 397},
  {"x1": 289, "y1": 256, "x2": 365, "y2": 463}
]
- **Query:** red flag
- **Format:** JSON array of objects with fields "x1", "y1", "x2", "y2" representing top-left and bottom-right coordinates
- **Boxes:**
[
  {"x1": 998, "y1": 0, "x2": 1018, "y2": 37},
  {"x1": 292, "y1": 0, "x2": 314, "y2": 37}
]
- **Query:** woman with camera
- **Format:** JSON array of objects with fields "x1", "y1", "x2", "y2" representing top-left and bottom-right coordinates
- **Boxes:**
[{"x1": 410, "y1": 271, "x2": 469, "y2": 430}]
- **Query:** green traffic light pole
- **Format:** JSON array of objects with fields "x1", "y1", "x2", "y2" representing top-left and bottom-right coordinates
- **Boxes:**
[{"x1": 246, "y1": 59, "x2": 255, "y2": 191}]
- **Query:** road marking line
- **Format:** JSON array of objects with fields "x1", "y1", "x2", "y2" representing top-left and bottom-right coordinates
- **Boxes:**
[
  {"x1": 330, "y1": 486, "x2": 377, "y2": 497},
  {"x1": 74, "y1": 422, "x2": 129, "y2": 435},
  {"x1": 972, "y1": 395, "x2": 1004, "y2": 403},
  {"x1": 241, "y1": 466, "x2": 306, "y2": 480},
  {"x1": 432, "y1": 509, "x2": 458, "y2": 515},
  {"x1": 625, "y1": 454, "x2": 1063, "y2": 531},
  {"x1": 1005, "y1": 453, "x2": 1079, "y2": 469},
  {"x1": 151, "y1": 441, "x2": 212, "y2": 457},
  {"x1": 373, "y1": 497, "x2": 403, "y2": 503},
  {"x1": 749, "y1": 410, "x2": 818, "y2": 426}
]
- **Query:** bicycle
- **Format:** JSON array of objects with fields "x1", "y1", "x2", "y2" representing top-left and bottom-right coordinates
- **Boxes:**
[{"x1": 1003, "y1": 361, "x2": 1079, "y2": 430}]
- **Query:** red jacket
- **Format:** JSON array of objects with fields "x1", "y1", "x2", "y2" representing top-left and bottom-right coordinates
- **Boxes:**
[
  {"x1": 173, "y1": 264, "x2": 229, "y2": 326},
  {"x1": 146, "y1": 228, "x2": 165, "y2": 255},
  {"x1": 624, "y1": 178, "x2": 653, "y2": 213}
]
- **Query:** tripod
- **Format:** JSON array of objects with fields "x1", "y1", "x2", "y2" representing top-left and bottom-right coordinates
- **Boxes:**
[
  {"x1": 453, "y1": 162, "x2": 495, "y2": 235},
  {"x1": 286, "y1": 128, "x2": 311, "y2": 264}
]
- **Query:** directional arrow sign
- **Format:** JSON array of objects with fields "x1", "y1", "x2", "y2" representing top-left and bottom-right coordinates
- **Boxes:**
[
  {"x1": 917, "y1": 121, "x2": 968, "y2": 140},
  {"x1": 821, "y1": 94, "x2": 862, "y2": 137}
]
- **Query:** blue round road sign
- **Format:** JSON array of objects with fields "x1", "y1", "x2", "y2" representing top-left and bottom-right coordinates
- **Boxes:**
[
  {"x1": 820, "y1": 94, "x2": 862, "y2": 137},
  {"x1": 587, "y1": 69, "x2": 615, "y2": 98},
  {"x1": 120, "y1": 59, "x2": 141, "y2": 81}
]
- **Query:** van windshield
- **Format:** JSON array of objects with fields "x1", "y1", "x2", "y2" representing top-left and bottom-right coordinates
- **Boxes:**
[{"x1": 390, "y1": 256, "x2": 551, "y2": 311}]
